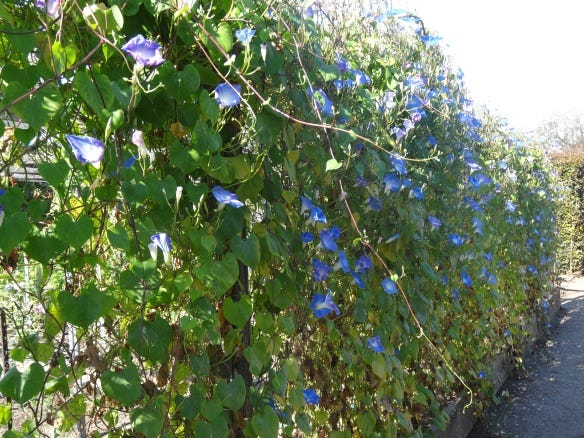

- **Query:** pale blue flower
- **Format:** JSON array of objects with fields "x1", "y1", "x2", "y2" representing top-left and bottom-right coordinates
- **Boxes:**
[
  {"x1": 410, "y1": 186, "x2": 424, "y2": 200},
  {"x1": 390, "y1": 154, "x2": 407, "y2": 175},
  {"x1": 149, "y1": 232, "x2": 172, "y2": 264},
  {"x1": 320, "y1": 227, "x2": 340, "y2": 252},
  {"x1": 384, "y1": 173, "x2": 402, "y2": 193},
  {"x1": 65, "y1": 134, "x2": 105, "y2": 164},
  {"x1": 350, "y1": 270, "x2": 365, "y2": 288},
  {"x1": 211, "y1": 185, "x2": 244, "y2": 208},
  {"x1": 461, "y1": 272, "x2": 472, "y2": 287},
  {"x1": 336, "y1": 251, "x2": 350, "y2": 273},
  {"x1": 310, "y1": 291, "x2": 340, "y2": 318},
  {"x1": 214, "y1": 83, "x2": 242, "y2": 108},
  {"x1": 449, "y1": 233, "x2": 463, "y2": 247},
  {"x1": 428, "y1": 216, "x2": 441, "y2": 229},
  {"x1": 382, "y1": 278, "x2": 397, "y2": 295},
  {"x1": 367, "y1": 335, "x2": 384, "y2": 353},
  {"x1": 235, "y1": 28, "x2": 255, "y2": 45},
  {"x1": 121, "y1": 35, "x2": 166, "y2": 67}
]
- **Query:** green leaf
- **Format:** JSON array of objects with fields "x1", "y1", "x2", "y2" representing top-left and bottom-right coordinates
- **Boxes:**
[
  {"x1": 193, "y1": 252, "x2": 239, "y2": 297},
  {"x1": 51, "y1": 41, "x2": 76, "y2": 75},
  {"x1": 130, "y1": 406, "x2": 164, "y2": 438},
  {"x1": 371, "y1": 355, "x2": 386, "y2": 379},
  {"x1": 107, "y1": 223, "x2": 130, "y2": 251},
  {"x1": 26, "y1": 235, "x2": 67, "y2": 264},
  {"x1": 83, "y1": 3, "x2": 124, "y2": 34},
  {"x1": 325, "y1": 158, "x2": 343, "y2": 172},
  {"x1": 127, "y1": 316, "x2": 173, "y2": 363},
  {"x1": 230, "y1": 234, "x2": 260, "y2": 268},
  {"x1": 215, "y1": 374, "x2": 246, "y2": 411},
  {"x1": 222, "y1": 295, "x2": 253, "y2": 328},
  {"x1": 38, "y1": 159, "x2": 70, "y2": 191},
  {"x1": 199, "y1": 89, "x2": 220, "y2": 124},
  {"x1": 58, "y1": 284, "x2": 114, "y2": 329},
  {"x1": 101, "y1": 364, "x2": 142, "y2": 406},
  {"x1": 165, "y1": 64, "x2": 201, "y2": 101},
  {"x1": 74, "y1": 70, "x2": 114, "y2": 117},
  {"x1": 169, "y1": 140, "x2": 201, "y2": 173},
  {"x1": 0, "y1": 363, "x2": 44, "y2": 404},
  {"x1": 0, "y1": 403, "x2": 11, "y2": 425},
  {"x1": 194, "y1": 119, "x2": 222, "y2": 154},
  {"x1": 55, "y1": 215, "x2": 93, "y2": 249},
  {"x1": 251, "y1": 408, "x2": 279, "y2": 437},
  {"x1": 356, "y1": 411, "x2": 376, "y2": 436},
  {"x1": 0, "y1": 212, "x2": 30, "y2": 254},
  {"x1": 145, "y1": 174, "x2": 177, "y2": 206}
]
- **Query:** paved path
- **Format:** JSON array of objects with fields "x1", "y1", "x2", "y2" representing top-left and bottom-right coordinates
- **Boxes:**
[{"x1": 470, "y1": 277, "x2": 584, "y2": 437}]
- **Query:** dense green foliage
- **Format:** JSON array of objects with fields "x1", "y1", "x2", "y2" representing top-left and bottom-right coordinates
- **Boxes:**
[
  {"x1": 551, "y1": 151, "x2": 584, "y2": 273},
  {"x1": 0, "y1": 0, "x2": 559, "y2": 436}
]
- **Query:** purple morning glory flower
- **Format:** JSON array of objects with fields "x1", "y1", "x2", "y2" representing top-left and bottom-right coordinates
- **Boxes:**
[
  {"x1": 336, "y1": 251, "x2": 351, "y2": 273},
  {"x1": 320, "y1": 227, "x2": 340, "y2": 252},
  {"x1": 355, "y1": 255, "x2": 372, "y2": 273},
  {"x1": 148, "y1": 232, "x2": 172, "y2": 264},
  {"x1": 211, "y1": 185, "x2": 244, "y2": 208},
  {"x1": 367, "y1": 336, "x2": 384, "y2": 353},
  {"x1": 65, "y1": 134, "x2": 105, "y2": 164},
  {"x1": 392, "y1": 126, "x2": 406, "y2": 140},
  {"x1": 449, "y1": 233, "x2": 463, "y2": 247},
  {"x1": 367, "y1": 196, "x2": 382, "y2": 212},
  {"x1": 428, "y1": 216, "x2": 441, "y2": 229},
  {"x1": 307, "y1": 88, "x2": 334, "y2": 117},
  {"x1": 303, "y1": 388, "x2": 320, "y2": 405},
  {"x1": 36, "y1": 0, "x2": 60, "y2": 18},
  {"x1": 121, "y1": 35, "x2": 166, "y2": 67},
  {"x1": 312, "y1": 259, "x2": 333, "y2": 282},
  {"x1": 235, "y1": 28, "x2": 255, "y2": 45},
  {"x1": 336, "y1": 55, "x2": 349, "y2": 73},
  {"x1": 355, "y1": 175, "x2": 368, "y2": 187},
  {"x1": 389, "y1": 154, "x2": 407, "y2": 175},
  {"x1": 301, "y1": 231, "x2": 314, "y2": 244},
  {"x1": 382, "y1": 278, "x2": 397, "y2": 295},
  {"x1": 383, "y1": 173, "x2": 402, "y2": 193},
  {"x1": 310, "y1": 291, "x2": 340, "y2": 318},
  {"x1": 461, "y1": 272, "x2": 472, "y2": 287},
  {"x1": 214, "y1": 83, "x2": 242, "y2": 108},
  {"x1": 350, "y1": 270, "x2": 365, "y2": 288}
]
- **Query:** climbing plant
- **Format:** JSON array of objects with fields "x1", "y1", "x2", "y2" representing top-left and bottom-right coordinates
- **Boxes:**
[{"x1": 0, "y1": 0, "x2": 559, "y2": 436}]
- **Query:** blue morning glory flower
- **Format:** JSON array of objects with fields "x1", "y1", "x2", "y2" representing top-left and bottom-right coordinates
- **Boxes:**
[
  {"x1": 384, "y1": 173, "x2": 402, "y2": 193},
  {"x1": 377, "y1": 91, "x2": 396, "y2": 113},
  {"x1": 541, "y1": 300, "x2": 550, "y2": 311},
  {"x1": 471, "y1": 217, "x2": 483, "y2": 235},
  {"x1": 477, "y1": 371, "x2": 487, "y2": 379},
  {"x1": 333, "y1": 79, "x2": 345, "y2": 91},
  {"x1": 350, "y1": 270, "x2": 365, "y2": 288},
  {"x1": 300, "y1": 196, "x2": 314, "y2": 214},
  {"x1": 308, "y1": 205, "x2": 327, "y2": 225},
  {"x1": 390, "y1": 154, "x2": 407, "y2": 175},
  {"x1": 505, "y1": 199, "x2": 516, "y2": 213},
  {"x1": 214, "y1": 83, "x2": 242, "y2": 108},
  {"x1": 121, "y1": 35, "x2": 166, "y2": 67},
  {"x1": 504, "y1": 329, "x2": 512, "y2": 337},
  {"x1": 367, "y1": 196, "x2": 382, "y2": 212},
  {"x1": 301, "y1": 231, "x2": 314, "y2": 244},
  {"x1": 367, "y1": 335, "x2": 384, "y2": 353},
  {"x1": 355, "y1": 175, "x2": 368, "y2": 187},
  {"x1": 312, "y1": 259, "x2": 333, "y2": 282},
  {"x1": 461, "y1": 272, "x2": 472, "y2": 287},
  {"x1": 427, "y1": 134, "x2": 438, "y2": 146},
  {"x1": 235, "y1": 27, "x2": 255, "y2": 45},
  {"x1": 65, "y1": 134, "x2": 105, "y2": 164},
  {"x1": 307, "y1": 88, "x2": 334, "y2": 116},
  {"x1": 310, "y1": 291, "x2": 340, "y2": 318},
  {"x1": 527, "y1": 265, "x2": 537, "y2": 274},
  {"x1": 336, "y1": 55, "x2": 349, "y2": 73},
  {"x1": 484, "y1": 252, "x2": 493, "y2": 261},
  {"x1": 420, "y1": 34, "x2": 442, "y2": 45},
  {"x1": 211, "y1": 185, "x2": 244, "y2": 208},
  {"x1": 355, "y1": 255, "x2": 372, "y2": 273},
  {"x1": 149, "y1": 232, "x2": 172, "y2": 264},
  {"x1": 452, "y1": 289, "x2": 459, "y2": 299},
  {"x1": 428, "y1": 216, "x2": 441, "y2": 229},
  {"x1": 410, "y1": 186, "x2": 424, "y2": 200},
  {"x1": 382, "y1": 278, "x2": 397, "y2": 295},
  {"x1": 487, "y1": 273, "x2": 497, "y2": 285},
  {"x1": 469, "y1": 173, "x2": 492, "y2": 188},
  {"x1": 392, "y1": 126, "x2": 406, "y2": 140},
  {"x1": 449, "y1": 233, "x2": 463, "y2": 247},
  {"x1": 320, "y1": 227, "x2": 340, "y2": 252},
  {"x1": 353, "y1": 69, "x2": 371, "y2": 86},
  {"x1": 336, "y1": 251, "x2": 351, "y2": 273},
  {"x1": 303, "y1": 388, "x2": 320, "y2": 405}
]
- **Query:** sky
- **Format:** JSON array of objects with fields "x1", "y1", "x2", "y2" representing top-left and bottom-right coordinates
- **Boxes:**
[{"x1": 389, "y1": 0, "x2": 584, "y2": 132}]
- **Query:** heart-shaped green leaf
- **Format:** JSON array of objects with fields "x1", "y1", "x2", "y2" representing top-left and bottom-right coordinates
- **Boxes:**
[
  {"x1": 55, "y1": 214, "x2": 93, "y2": 249},
  {"x1": 101, "y1": 364, "x2": 142, "y2": 406},
  {"x1": 222, "y1": 295, "x2": 253, "y2": 328},
  {"x1": 0, "y1": 362, "x2": 44, "y2": 404},
  {"x1": 58, "y1": 284, "x2": 114, "y2": 329},
  {"x1": 230, "y1": 234, "x2": 260, "y2": 268},
  {"x1": 127, "y1": 316, "x2": 173, "y2": 363}
]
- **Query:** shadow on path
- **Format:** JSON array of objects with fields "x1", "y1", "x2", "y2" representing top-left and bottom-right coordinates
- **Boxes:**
[{"x1": 469, "y1": 277, "x2": 584, "y2": 438}]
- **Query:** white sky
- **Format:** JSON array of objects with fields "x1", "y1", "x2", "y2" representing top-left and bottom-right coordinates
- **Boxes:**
[{"x1": 390, "y1": 0, "x2": 584, "y2": 132}]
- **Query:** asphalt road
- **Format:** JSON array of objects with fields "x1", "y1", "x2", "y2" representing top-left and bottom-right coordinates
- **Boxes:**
[{"x1": 470, "y1": 277, "x2": 584, "y2": 437}]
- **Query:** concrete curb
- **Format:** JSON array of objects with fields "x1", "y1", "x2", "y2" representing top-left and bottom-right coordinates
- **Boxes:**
[{"x1": 432, "y1": 287, "x2": 561, "y2": 438}]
